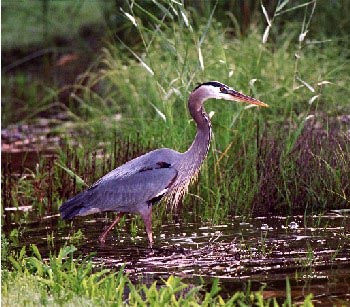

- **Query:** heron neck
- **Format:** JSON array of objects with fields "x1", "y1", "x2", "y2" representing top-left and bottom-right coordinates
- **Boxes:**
[
  {"x1": 185, "y1": 116, "x2": 211, "y2": 161},
  {"x1": 165, "y1": 91, "x2": 212, "y2": 205},
  {"x1": 184, "y1": 92, "x2": 212, "y2": 166}
]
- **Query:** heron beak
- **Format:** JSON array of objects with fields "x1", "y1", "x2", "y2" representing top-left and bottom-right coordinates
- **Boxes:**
[{"x1": 227, "y1": 89, "x2": 269, "y2": 107}]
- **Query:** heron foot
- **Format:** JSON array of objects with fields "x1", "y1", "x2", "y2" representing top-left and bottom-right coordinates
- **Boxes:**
[
  {"x1": 98, "y1": 234, "x2": 107, "y2": 244},
  {"x1": 139, "y1": 205, "x2": 154, "y2": 248},
  {"x1": 147, "y1": 236, "x2": 154, "y2": 249},
  {"x1": 98, "y1": 213, "x2": 124, "y2": 244}
]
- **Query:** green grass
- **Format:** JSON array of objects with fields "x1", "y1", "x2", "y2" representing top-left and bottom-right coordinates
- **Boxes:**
[
  {"x1": 1, "y1": 1, "x2": 111, "y2": 49},
  {"x1": 64, "y1": 0, "x2": 350, "y2": 218},
  {"x1": 1, "y1": 73, "x2": 56, "y2": 126},
  {"x1": 2, "y1": 1, "x2": 350, "y2": 225},
  {"x1": 1, "y1": 244, "x2": 313, "y2": 306},
  {"x1": 2, "y1": 1, "x2": 350, "y2": 305}
]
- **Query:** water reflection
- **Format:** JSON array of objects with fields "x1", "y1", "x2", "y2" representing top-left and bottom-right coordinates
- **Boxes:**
[{"x1": 4, "y1": 211, "x2": 350, "y2": 304}]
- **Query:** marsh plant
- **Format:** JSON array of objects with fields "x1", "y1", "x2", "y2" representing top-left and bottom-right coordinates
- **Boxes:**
[
  {"x1": 52, "y1": 1, "x2": 350, "y2": 218},
  {"x1": 2, "y1": 1, "x2": 349, "y2": 228},
  {"x1": 2, "y1": 244, "x2": 314, "y2": 306},
  {"x1": 2, "y1": 1, "x2": 350, "y2": 305}
]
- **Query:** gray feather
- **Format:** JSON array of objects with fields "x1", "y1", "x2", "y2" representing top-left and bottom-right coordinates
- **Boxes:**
[{"x1": 59, "y1": 148, "x2": 180, "y2": 219}]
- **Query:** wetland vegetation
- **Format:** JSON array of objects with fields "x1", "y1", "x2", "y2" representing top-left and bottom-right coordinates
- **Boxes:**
[{"x1": 2, "y1": 0, "x2": 350, "y2": 305}]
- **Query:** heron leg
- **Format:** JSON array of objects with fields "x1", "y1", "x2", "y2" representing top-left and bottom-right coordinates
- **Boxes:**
[
  {"x1": 139, "y1": 205, "x2": 153, "y2": 248},
  {"x1": 98, "y1": 212, "x2": 124, "y2": 244}
]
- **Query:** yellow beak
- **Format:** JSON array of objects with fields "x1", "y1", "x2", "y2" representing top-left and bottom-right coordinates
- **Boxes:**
[{"x1": 228, "y1": 89, "x2": 269, "y2": 107}]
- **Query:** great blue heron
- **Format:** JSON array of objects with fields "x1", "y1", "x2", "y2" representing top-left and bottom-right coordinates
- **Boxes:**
[{"x1": 59, "y1": 81, "x2": 268, "y2": 246}]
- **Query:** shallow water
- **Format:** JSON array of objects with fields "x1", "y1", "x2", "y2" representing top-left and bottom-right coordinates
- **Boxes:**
[{"x1": 4, "y1": 208, "x2": 350, "y2": 305}]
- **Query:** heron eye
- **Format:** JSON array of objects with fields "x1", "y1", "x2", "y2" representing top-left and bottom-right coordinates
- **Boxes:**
[{"x1": 220, "y1": 86, "x2": 226, "y2": 93}]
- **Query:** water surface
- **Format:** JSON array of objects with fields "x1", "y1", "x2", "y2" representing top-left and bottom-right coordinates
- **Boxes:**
[{"x1": 4, "y1": 209, "x2": 350, "y2": 305}]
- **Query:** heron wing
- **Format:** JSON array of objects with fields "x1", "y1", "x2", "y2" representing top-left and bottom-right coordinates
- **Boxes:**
[
  {"x1": 59, "y1": 156, "x2": 178, "y2": 219},
  {"x1": 87, "y1": 162, "x2": 177, "y2": 211}
]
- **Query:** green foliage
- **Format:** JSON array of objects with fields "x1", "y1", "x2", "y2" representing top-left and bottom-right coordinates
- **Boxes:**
[
  {"x1": 68, "y1": 229, "x2": 85, "y2": 245},
  {"x1": 1, "y1": 1, "x2": 111, "y2": 49},
  {"x1": 2, "y1": 1, "x2": 349, "y2": 226},
  {"x1": 2, "y1": 244, "x2": 314, "y2": 306},
  {"x1": 55, "y1": 162, "x2": 88, "y2": 188},
  {"x1": 1, "y1": 2, "x2": 348, "y2": 306},
  {"x1": 69, "y1": 0, "x2": 349, "y2": 217},
  {"x1": 9, "y1": 228, "x2": 19, "y2": 245},
  {"x1": 1, "y1": 234, "x2": 10, "y2": 269}
]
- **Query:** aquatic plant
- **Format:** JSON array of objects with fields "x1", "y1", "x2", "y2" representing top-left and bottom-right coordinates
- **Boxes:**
[{"x1": 2, "y1": 244, "x2": 315, "y2": 306}]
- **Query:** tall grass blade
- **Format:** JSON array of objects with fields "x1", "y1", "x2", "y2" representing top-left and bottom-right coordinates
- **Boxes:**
[
  {"x1": 276, "y1": 0, "x2": 315, "y2": 16},
  {"x1": 276, "y1": 0, "x2": 290, "y2": 13},
  {"x1": 198, "y1": 46, "x2": 204, "y2": 71},
  {"x1": 296, "y1": 76, "x2": 315, "y2": 92},
  {"x1": 262, "y1": 25, "x2": 271, "y2": 44},
  {"x1": 121, "y1": 8, "x2": 138, "y2": 27},
  {"x1": 55, "y1": 162, "x2": 87, "y2": 188},
  {"x1": 117, "y1": 37, "x2": 155, "y2": 76},
  {"x1": 261, "y1": 2, "x2": 271, "y2": 26},
  {"x1": 149, "y1": 102, "x2": 167, "y2": 122}
]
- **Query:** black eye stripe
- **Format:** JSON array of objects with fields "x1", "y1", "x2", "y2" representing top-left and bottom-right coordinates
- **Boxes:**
[{"x1": 194, "y1": 81, "x2": 227, "y2": 91}]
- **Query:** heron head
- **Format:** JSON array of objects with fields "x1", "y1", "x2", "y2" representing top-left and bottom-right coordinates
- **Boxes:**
[{"x1": 194, "y1": 81, "x2": 269, "y2": 107}]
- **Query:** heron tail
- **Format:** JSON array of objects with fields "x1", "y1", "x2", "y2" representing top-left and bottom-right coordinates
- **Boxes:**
[{"x1": 59, "y1": 192, "x2": 87, "y2": 219}]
